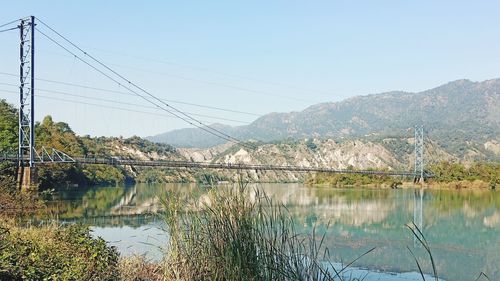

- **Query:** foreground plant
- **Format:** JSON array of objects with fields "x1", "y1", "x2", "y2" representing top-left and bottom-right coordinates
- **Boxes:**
[
  {"x1": 160, "y1": 181, "x2": 368, "y2": 281},
  {"x1": 0, "y1": 220, "x2": 119, "y2": 280}
]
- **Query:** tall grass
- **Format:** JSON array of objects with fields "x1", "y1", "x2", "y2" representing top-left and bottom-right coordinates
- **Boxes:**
[
  {"x1": 406, "y1": 222, "x2": 438, "y2": 281},
  {"x1": 160, "y1": 181, "x2": 351, "y2": 281}
]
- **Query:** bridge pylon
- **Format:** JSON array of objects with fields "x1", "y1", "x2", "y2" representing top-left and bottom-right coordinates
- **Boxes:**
[
  {"x1": 17, "y1": 16, "x2": 37, "y2": 190},
  {"x1": 413, "y1": 125, "x2": 425, "y2": 183}
]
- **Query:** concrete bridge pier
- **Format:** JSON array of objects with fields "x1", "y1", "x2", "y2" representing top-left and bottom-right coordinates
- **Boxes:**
[
  {"x1": 17, "y1": 166, "x2": 37, "y2": 191},
  {"x1": 413, "y1": 175, "x2": 426, "y2": 184}
]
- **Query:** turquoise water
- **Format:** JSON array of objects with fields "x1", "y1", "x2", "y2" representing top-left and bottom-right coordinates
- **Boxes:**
[{"x1": 44, "y1": 183, "x2": 500, "y2": 281}]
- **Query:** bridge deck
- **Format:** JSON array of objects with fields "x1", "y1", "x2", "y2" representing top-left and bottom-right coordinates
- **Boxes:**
[{"x1": 1, "y1": 156, "x2": 417, "y2": 177}]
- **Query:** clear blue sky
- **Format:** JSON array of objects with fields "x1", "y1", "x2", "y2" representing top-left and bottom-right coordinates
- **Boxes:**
[{"x1": 0, "y1": 1, "x2": 499, "y2": 137}]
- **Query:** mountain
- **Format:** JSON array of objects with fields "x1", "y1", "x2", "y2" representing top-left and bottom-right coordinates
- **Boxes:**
[
  {"x1": 148, "y1": 78, "x2": 500, "y2": 157},
  {"x1": 147, "y1": 123, "x2": 235, "y2": 148}
]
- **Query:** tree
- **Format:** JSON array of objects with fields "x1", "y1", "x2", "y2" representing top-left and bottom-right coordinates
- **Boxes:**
[
  {"x1": 0, "y1": 100, "x2": 18, "y2": 152},
  {"x1": 35, "y1": 115, "x2": 86, "y2": 156}
]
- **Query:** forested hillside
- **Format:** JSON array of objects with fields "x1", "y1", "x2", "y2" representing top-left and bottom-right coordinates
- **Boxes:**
[
  {"x1": 0, "y1": 100, "x2": 186, "y2": 188},
  {"x1": 149, "y1": 78, "x2": 500, "y2": 162}
]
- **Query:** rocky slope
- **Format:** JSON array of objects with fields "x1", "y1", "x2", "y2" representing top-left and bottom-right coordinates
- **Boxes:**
[{"x1": 174, "y1": 137, "x2": 455, "y2": 182}]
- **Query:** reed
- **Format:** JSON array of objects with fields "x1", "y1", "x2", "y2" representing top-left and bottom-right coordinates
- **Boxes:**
[{"x1": 160, "y1": 181, "x2": 347, "y2": 281}]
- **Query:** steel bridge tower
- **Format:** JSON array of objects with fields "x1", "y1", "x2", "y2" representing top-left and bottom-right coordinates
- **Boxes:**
[
  {"x1": 17, "y1": 16, "x2": 36, "y2": 189},
  {"x1": 414, "y1": 125, "x2": 424, "y2": 183}
]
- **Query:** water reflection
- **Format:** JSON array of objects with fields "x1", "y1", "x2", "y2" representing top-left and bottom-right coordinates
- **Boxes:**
[
  {"x1": 44, "y1": 184, "x2": 500, "y2": 280},
  {"x1": 413, "y1": 189, "x2": 423, "y2": 248}
]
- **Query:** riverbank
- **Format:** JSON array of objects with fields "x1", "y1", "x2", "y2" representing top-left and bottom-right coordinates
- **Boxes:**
[
  {"x1": 308, "y1": 179, "x2": 496, "y2": 190},
  {"x1": 306, "y1": 161, "x2": 499, "y2": 190}
]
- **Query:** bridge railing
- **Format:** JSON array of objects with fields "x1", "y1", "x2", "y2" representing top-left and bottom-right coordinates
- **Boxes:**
[{"x1": 1, "y1": 152, "x2": 430, "y2": 178}]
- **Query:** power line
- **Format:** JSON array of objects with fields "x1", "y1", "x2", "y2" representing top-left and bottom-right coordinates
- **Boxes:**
[
  {"x1": 35, "y1": 18, "x2": 269, "y2": 152},
  {"x1": 36, "y1": 18, "x2": 249, "y2": 145},
  {"x1": 38, "y1": 45, "x2": 321, "y2": 102},
  {"x1": 0, "y1": 26, "x2": 18, "y2": 33},
  {"x1": 103, "y1": 62, "x2": 314, "y2": 102},
  {"x1": 0, "y1": 85, "x2": 252, "y2": 124},
  {"x1": 0, "y1": 18, "x2": 26, "y2": 29},
  {"x1": 0, "y1": 89, "x2": 216, "y2": 124},
  {"x1": 0, "y1": 83, "x2": 251, "y2": 124},
  {"x1": 83, "y1": 46, "x2": 334, "y2": 98},
  {"x1": 34, "y1": 24, "x2": 247, "y2": 148},
  {"x1": 1, "y1": 87, "x2": 286, "y2": 164},
  {"x1": 27, "y1": 17, "x2": 297, "y2": 161},
  {"x1": 0, "y1": 82, "x2": 253, "y2": 123},
  {"x1": 0, "y1": 72, "x2": 261, "y2": 117},
  {"x1": 34, "y1": 17, "x2": 312, "y2": 156}
]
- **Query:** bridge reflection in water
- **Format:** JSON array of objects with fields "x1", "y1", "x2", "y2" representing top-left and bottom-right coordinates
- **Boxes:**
[{"x1": 41, "y1": 183, "x2": 500, "y2": 281}]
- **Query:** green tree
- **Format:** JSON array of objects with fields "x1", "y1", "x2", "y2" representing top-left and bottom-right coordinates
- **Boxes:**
[
  {"x1": 0, "y1": 100, "x2": 18, "y2": 152},
  {"x1": 35, "y1": 115, "x2": 86, "y2": 156}
]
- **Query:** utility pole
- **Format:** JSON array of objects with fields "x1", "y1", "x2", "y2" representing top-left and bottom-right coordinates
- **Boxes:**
[
  {"x1": 17, "y1": 16, "x2": 36, "y2": 190},
  {"x1": 414, "y1": 125, "x2": 424, "y2": 183}
]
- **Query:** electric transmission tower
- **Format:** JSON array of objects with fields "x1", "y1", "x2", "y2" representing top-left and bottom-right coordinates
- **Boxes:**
[
  {"x1": 18, "y1": 16, "x2": 35, "y2": 168},
  {"x1": 414, "y1": 125, "x2": 424, "y2": 183}
]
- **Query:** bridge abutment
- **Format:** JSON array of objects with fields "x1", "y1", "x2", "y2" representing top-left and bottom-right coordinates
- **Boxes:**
[{"x1": 17, "y1": 166, "x2": 37, "y2": 191}]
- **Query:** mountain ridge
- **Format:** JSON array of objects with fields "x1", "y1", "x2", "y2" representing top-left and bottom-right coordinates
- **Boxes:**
[{"x1": 147, "y1": 78, "x2": 500, "y2": 152}]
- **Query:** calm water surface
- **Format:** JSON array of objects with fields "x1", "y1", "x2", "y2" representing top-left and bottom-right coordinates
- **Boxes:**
[{"x1": 44, "y1": 183, "x2": 500, "y2": 281}]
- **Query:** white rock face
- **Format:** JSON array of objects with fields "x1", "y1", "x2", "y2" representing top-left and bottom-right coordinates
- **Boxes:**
[
  {"x1": 484, "y1": 140, "x2": 500, "y2": 155},
  {"x1": 173, "y1": 138, "x2": 414, "y2": 182}
]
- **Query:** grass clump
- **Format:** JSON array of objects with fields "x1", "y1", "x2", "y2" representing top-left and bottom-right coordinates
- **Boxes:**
[
  {"x1": 161, "y1": 181, "x2": 353, "y2": 281},
  {"x1": 118, "y1": 256, "x2": 164, "y2": 281}
]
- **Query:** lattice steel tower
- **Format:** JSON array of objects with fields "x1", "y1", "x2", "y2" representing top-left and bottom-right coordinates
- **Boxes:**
[
  {"x1": 414, "y1": 125, "x2": 424, "y2": 183},
  {"x1": 18, "y1": 16, "x2": 35, "y2": 167}
]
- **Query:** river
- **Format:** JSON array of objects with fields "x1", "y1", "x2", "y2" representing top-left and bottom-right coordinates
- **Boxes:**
[{"x1": 42, "y1": 183, "x2": 499, "y2": 281}]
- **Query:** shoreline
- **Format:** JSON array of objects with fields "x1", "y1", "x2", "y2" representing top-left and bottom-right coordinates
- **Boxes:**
[{"x1": 307, "y1": 179, "x2": 497, "y2": 190}]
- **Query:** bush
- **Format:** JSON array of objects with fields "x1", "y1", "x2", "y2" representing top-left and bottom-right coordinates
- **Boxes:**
[
  {"x1": 194, "y1": 170, "x2": 227, "y2": 186},
  {"x1": 82, "y1": 165, "x2": 126, "y2": 185},
  {"x1": 428, "y1": 161, "x2": 500, "y2": 188},
  {"x1": 0, "y1": 221, "x2": 119, "y2": 280},
  {"x1": 306, "y1": 171, "x2": 393, "y2": 187}
]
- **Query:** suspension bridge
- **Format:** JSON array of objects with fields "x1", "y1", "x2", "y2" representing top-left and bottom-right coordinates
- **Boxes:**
[{"x1": 0, "y1": 16, "x2": 431, "y2": 190}]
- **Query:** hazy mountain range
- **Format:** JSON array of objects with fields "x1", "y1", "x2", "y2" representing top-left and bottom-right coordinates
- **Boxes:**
[{"x1": 148, "y1": 78, "x2": 500, "y2": 157}]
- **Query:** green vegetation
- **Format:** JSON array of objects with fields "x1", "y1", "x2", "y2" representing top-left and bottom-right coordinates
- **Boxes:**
[
  {"x1": 0, "y1": 182, "x2": 43, "y2": 219},
  {"x1": 122, "y1": 135, "x2": 176, "y2": 154},
  {"x1": 34, "y1": 116, "x2": 133, "y2": 188},
  {"x1": 306, "y1": 170, "x2": 401, "y2": 188},
  {"x1": 428, "y1": 161, "x2": 499, "y2": 189},
  {"x1": 194, "y1": 170, "x2": 228, "y2": 185},
  {"x1": 135, "y1": 168, "x2": 192, "y2": 184},
  {"x1": 0, "y1": 179, "x2": 120, "y2": 280},
  {"x1": 306, "y1": 138, "x2": 318, "y2": 150},
  {"x1": 0, "y1": 100, "x2": 18, "y2": 152},
  {"x1": 0, "y1": 99, "x2": 186, "y2": 189},
  {"x1": 0, "y1": 221, "x2": 119, "y2": 280},
  {"x1": 306, "y1": 162, "x2": 499, "y2": 189}
]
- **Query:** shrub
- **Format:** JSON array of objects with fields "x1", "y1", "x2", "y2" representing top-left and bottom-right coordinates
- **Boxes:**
[
  {"x1": 194, "y1": 170, "x2": 227, "y2": 186},
  {"x1": 0, "y1": 221, "x2": 119, "y2": 280}
]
